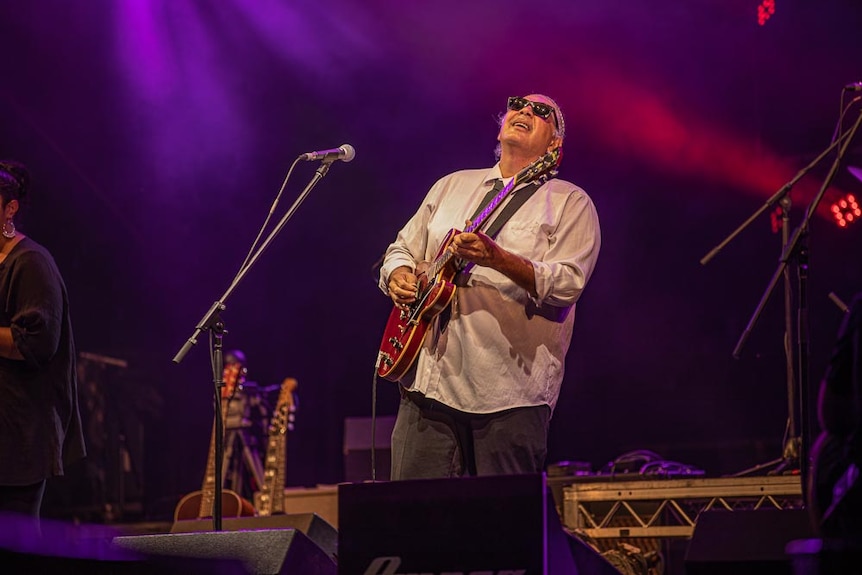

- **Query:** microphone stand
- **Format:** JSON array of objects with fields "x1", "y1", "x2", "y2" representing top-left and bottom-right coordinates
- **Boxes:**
[
  {"x1": 172, "y1": 158, "x2": 339, "y2": 531},
  {"x1": 700, "y1": 126, "x2": 854, "y2": 268},
  {"x1": 700, "y1": 110, "x2": 862, "y2": 479}
]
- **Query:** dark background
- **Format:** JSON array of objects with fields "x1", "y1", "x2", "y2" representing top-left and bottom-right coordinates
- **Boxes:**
[{"x1": 1, "y1": 0, "x2": 860, "y2": 521}]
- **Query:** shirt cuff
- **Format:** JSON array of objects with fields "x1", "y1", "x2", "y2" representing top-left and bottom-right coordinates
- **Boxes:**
[{"x1": 379, "y1": 257, "x2": 415, "y2": 294}]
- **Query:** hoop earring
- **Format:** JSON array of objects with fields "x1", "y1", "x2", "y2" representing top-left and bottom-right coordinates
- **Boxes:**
[{"x1": 2, "y1": 220, "x2": 16, "y2": 239}]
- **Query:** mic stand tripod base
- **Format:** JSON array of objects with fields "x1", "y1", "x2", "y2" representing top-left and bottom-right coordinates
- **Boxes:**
[
  {"x1": 730, "y1": 437, "x2": 801, "y2": 477},
  {"x1": 730, "y1": 457, "x2": 788, "y2": 478}
]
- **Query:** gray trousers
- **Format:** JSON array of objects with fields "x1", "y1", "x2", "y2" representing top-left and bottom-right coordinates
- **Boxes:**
[{"x1": 390, "y1": 391, "x2": 551, "y2": 480}]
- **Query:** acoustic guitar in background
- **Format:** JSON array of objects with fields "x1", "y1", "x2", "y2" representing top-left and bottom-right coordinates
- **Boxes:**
[
  {"x1": 256, "y1": 378, "x2": 298, "y2": 516},
  {"x1": 174, "y1": 361, "x2": 257, "y2": 521}
]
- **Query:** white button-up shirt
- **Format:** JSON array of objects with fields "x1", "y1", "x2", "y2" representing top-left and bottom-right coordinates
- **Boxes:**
[{"x1": 379, "y1": 163, "x2": 601, "y2": 414}]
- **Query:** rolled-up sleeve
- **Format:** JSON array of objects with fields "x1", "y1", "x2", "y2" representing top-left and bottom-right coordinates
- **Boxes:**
[
  {"x1": 532, "y1": 190, "x2": 601, "y2": 307},
  {"x1": 10, "y1": 251, "x2": 63, "y2": 367}
]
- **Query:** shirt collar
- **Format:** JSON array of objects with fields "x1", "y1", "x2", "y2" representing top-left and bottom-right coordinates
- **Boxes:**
[{"x1": 483, "y1": 164, "x2": 510, "y2": 187}]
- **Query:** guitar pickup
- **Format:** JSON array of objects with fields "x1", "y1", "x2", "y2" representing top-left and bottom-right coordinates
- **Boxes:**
[{"x1": 388, "y1": 337, "x2": 403, "y2": 350}]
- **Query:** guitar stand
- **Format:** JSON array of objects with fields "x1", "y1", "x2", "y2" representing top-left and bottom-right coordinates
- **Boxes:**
[{"x1": 223, "y1": 425, "x2": 265, "y2": 496}]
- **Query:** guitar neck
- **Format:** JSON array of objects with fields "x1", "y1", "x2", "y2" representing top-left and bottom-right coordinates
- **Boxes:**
[
  {"x1": 198, "y1": 398, "x2": 229, "y2": 519},
  {"x1": 258, "y1": 431, "x2": 287, "y2": 516},
  {"x1": 426, "y1": 181, "x2": 514, "y2": 280},
  {"x1": 257, "y1": 378, "x2": 297, "y2": 517},
  {"x1": 426, "y1": 155, "x2": 554, "y2": 281},
  {"x1": 465, "y1": 179, "x2": 515, "y2": 235}
]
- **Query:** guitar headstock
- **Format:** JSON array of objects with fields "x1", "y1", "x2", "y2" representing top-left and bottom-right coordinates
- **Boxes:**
[
  {"x1": 222, "y1": 361, "x2": 247, "y2": 400},
  {"x1": 269, "y1": 377, "x2": 298, "y2": 435},
  {"x1": 513, "y1": 147, "x2": 562, "y2": 187}
]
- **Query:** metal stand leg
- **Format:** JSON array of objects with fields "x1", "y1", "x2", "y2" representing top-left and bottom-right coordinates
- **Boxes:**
[{"x1": 223, "y1": 427, "x2": 265, "y2": 494}]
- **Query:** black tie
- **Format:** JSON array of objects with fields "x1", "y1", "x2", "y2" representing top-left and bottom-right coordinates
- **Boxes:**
[{"x1": 468, "y1": 178, "x2": 505, "y2": 225}]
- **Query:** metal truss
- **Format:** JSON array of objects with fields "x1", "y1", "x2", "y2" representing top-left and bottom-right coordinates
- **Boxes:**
[{"x1": 561, "y1": 475, "x2": 803, "y2": 539}]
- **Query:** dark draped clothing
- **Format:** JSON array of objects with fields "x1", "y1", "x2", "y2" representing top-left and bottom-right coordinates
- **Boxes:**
[{"x1": 0, "y1": 237, "x2": 85, "y2": 486}]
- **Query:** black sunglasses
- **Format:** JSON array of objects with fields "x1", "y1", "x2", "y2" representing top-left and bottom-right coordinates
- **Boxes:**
[{"x1": 507, "y1": 96, "x2": 558, "y2": 127}]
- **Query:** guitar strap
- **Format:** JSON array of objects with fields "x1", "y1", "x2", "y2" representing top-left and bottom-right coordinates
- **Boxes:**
[
  {"x1": 468, "y1": 179, "x2": 506, "y2": 223},
  {"x1": 480, "y1": 181, "x2": 541, "y2": 240},
  {"x1": 468, "y1": 179, "x2": 542, "y2": 239},
  {"x1": 439, "y1": 179, "x2": 544, "y2": 333}
]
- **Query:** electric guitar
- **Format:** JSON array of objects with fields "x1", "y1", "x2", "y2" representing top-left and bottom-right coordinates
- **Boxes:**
[
  {"x1": 173, "y1": 361, "x2": 257, "y2": 521},
  {"x1": 256, "y1": 378, "x2": 298, "y2": 516},
  {"x1": 376, "y1": 148, "x2": 561, "y2": 381}
]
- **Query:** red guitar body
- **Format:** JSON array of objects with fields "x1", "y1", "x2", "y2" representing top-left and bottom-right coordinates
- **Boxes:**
[{"x1": 377, "y1": 230, "x2": 459, "y2": 381}]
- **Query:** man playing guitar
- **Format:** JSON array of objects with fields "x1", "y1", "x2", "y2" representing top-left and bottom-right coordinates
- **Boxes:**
[{"x1": 378, "y1": 94, "x2": 602, "y2": 480}]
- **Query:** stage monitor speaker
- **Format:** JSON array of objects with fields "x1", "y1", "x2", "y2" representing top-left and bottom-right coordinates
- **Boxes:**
[
  {"x1": 0, "y1": 548, "x2": 246, "y2": 575},
  {"x1": 0, "y1": 512, "x2": 243, "y2": 575},
  {"x1": 337, "y1": 473, "x2": 622, "y2": 575},
  {"x1": 112, "y1": 528, "x2": 336, "y2": 575},
  {"x1": 685, "y1": 509, "x2": 813, "y2": 575},
  {"x1": 169, "y1": 513, "x2": 337, "y2": 562}
]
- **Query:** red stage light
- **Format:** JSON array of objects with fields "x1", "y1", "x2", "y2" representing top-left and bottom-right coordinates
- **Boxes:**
[
  {"x1": 758, "y1": 0, "x2": 776, "y2": 26},
  {"x1": 831, "y1": 193, "x2": 860, "y2": 228}
]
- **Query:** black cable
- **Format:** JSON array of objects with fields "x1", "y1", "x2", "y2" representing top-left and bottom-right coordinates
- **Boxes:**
[{"x1": 370, "y1": 358, "x2": 381, "y2": 482}]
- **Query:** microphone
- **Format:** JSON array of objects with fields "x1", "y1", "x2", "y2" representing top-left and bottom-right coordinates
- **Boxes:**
[
  {"x1": 299, "y1": 144, "x2": 356, "y2": 162},
  {"x1": 845, "y1": 82, "x2": 862, "y2": 91}
]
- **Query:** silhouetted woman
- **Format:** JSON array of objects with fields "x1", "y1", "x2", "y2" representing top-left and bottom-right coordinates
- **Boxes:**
[{"x1": 0, "y1": 160, "x2": 85, "y2": 533}]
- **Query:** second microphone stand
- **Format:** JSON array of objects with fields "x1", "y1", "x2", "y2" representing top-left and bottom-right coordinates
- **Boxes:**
[{"x1": 701, "y1": 109, "x2": 862, "y2": 479}]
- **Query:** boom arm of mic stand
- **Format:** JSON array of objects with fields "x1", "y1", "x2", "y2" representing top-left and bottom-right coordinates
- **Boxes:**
[
  {"x1": 733, "y1": 109, "x2": 862, "y2": 359},
  {"x1": 227, "y1": 159, "x2": 334, "y2": 287},
  {"x1": 700, "y1": 128, "x2": 853, "y2": 267},
  {"x1": 172, "y1": 159, "x2": 335, "y2": 365},
  {"x1": 173, "y1": 300, "x2": 226, "y2": 364}
]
